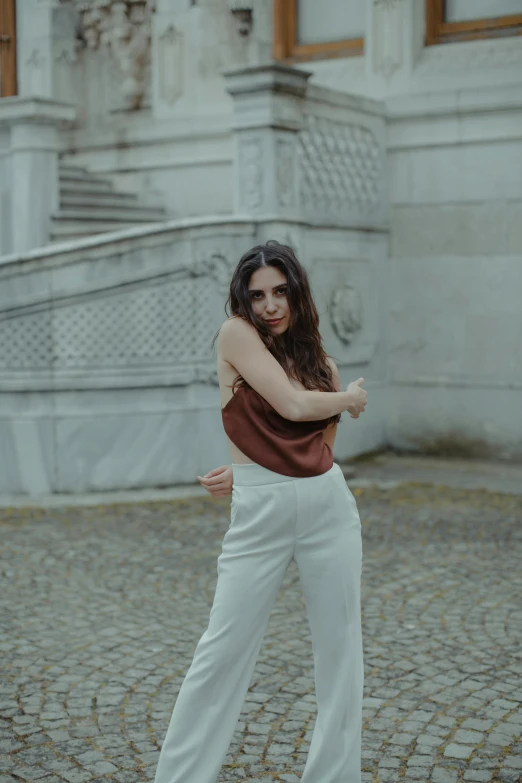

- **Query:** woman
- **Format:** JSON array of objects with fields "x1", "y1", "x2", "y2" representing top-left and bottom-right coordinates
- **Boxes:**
[{"x1": 154, "y1": 241, "x2": 367, "y2": 783}]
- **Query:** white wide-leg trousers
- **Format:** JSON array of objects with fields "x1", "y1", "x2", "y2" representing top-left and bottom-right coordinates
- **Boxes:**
[{"x1": 154, "y1": 461, "x2": 364, "y2": 783}]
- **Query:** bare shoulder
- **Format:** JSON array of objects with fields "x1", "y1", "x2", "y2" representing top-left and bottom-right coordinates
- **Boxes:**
[
  {"x1": 218, "y1": 315, "x2": 263, "y2": 349},
  {"x1": 325, "y1": 356, "x2": 341, "y2": 391},
  {"x1": 219, "y1": 315, "x2": 244, "y2": 333}
]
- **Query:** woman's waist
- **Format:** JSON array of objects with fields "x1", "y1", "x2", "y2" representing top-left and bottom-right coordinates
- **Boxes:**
[{"x1": 232, "y1": 460, "x2": 340, "y2": 486}]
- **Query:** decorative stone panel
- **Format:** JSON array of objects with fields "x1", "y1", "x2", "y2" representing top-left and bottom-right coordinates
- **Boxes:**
[
  {"x1": 0, "y1": 253, "x2": 229, "y2": 385},
  {"x1": 238, "y1": 137, "x2": 264, "y2": 210},
  {"x1": 157, "y1": 24, "x2": 183, "y2": 106},
  {"x1": 299, "y1": 114, "x2": 381, "y2": 222}
]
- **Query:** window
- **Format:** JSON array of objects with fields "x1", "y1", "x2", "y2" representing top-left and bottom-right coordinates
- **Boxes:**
[
  {"x1": 0, "y1": 0, "x2": 17, "y2": 97},
  {"x1": 274, "y1": 0, "x2": 364, "y2": 62},
  {"x1": 426, "y1": 0, "x2": 522, "y2": 45}
]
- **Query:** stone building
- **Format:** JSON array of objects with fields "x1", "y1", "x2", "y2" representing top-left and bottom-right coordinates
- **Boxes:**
[{"x1": 0, "y1": 0, "x2": 521, "y2": 495}]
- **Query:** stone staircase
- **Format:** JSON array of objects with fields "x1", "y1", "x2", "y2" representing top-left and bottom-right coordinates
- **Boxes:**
[{"x1": 50, "y1": 165, "x2": 168, "y2": 241}]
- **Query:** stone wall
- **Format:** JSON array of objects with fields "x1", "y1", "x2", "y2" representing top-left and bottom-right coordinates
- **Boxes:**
[
  {"x1": 6, "y1": 0, "x2": 522, "y2": 470},
  {"x1": 386, "y1": 85, "x2": 522, "y2": 459}
]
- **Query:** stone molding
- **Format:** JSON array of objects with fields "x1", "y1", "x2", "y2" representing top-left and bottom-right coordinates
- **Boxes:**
[{"x1": 0, "y1": 97, "x2": 76, "y2": 128}]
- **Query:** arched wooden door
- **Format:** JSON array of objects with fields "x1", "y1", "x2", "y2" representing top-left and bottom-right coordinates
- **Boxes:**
[{"x1": 0, "y1": 0, "x2": 17, "y2": 97}]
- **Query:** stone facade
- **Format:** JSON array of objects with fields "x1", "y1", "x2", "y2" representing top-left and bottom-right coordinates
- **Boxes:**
[{"x1": 0, "y1": 0, "x2": 521, "y2": 493}]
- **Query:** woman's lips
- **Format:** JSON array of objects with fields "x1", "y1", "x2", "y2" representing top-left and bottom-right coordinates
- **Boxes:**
[{"x1": 265, "y1": 318, "x2": 282, "y2": 324}]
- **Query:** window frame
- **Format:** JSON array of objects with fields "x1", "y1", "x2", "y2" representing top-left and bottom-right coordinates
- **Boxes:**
[
  {"x1": 0, "y1": 0, "x2": 17, "y2": 97},
  {"x1": 425, "y1": 0, "x2": 522, "y2": 46},
  {"x1": 273, "y1": 0, "x2": 364, "y2": 63}
]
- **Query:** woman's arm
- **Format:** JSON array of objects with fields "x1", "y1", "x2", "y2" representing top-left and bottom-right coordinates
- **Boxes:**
[
  {"x1": 218, "y1": 317, "x2": 366, "y2": 422},
  {"x1": 323, "y1": 356, "x2": 340, "y2": 452}
]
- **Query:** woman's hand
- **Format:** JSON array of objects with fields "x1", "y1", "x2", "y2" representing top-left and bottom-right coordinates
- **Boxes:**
[
  {"x1": 196, "y1": 465, "x2": 233, "y2": 498},
  {"x1": 346, "y1": 377, "x2": 368, "y2": 419}
]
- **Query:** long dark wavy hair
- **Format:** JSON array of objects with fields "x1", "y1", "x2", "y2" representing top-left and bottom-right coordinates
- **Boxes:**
[{"x1": 212, "y1": 240, "x2": 341, "y2": 425}]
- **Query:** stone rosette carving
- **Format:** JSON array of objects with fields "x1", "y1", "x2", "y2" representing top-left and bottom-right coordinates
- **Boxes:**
[
  {"x1": 69, "y1": 0, "x2": 155, "y2": 109},
  {"x1": 330, "y1": 284, "x2": 363, "y2": 346}
]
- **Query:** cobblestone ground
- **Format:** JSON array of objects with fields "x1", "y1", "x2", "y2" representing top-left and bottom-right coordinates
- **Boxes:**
[{"x1": 1, "y1": 483, "x2": 521, "y2": 783}]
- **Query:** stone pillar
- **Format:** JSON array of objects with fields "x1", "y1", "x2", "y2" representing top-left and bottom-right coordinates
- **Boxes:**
[
  {"x1": 0, "y1": 98, "x2": 75, "y2": 255},
  {"x1": 223, "y1": 63, "x2": 311, "y2": 220}
]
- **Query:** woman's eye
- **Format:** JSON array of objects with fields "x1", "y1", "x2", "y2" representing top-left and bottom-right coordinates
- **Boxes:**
[{"x1": 250, "y1": 288, "x2": 286, "y2": 299}]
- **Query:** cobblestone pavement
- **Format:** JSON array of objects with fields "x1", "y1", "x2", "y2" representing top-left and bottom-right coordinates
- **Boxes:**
[{"x1": 1, "y1": 483, "x2": 521, "y2": 783}]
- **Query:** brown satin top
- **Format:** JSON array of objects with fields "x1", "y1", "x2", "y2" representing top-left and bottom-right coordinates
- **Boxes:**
[{"x1": 221, "y1": 383, "x2": 334, "y2": 478}]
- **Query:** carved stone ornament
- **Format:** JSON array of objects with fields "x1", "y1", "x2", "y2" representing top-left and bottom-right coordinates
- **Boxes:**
[
  {"x1": 276, "y1": 137, "x2": 295, "y2": 209},
  {"x1": 227, "y1": 0, "x2": 253, "y2": 37},
  {"x1": 330, "y1": 285, "x2": 363, "y2": 346},
  {"x1": 373, "y1": 0, "x2": 403, "y2": 80},
  {"x1": 67, "y1": 0, "x2": 156, "y2": 109},
  {"x1": 158, "y1": 24, "x2": 183, "y2": 106},
  {"x1": 239, "y1": 137, "x2": 263, "y2": 211}
]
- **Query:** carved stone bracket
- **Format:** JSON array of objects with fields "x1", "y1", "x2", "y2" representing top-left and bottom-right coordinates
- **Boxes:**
[{"x1": 69, "y1": 0, "x2": 156, "y2": 109}]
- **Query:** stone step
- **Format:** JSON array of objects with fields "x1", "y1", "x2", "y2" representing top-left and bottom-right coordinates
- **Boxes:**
[
  {"x1": 59, "y1": 183, "x2": 137, "y2": 201},
  {"x1": 60, "y1": 193, "x2": 158, "y2": 212},
  {"x1": 59, "y1": 171, "x2": 115, "y2": 191},
  {"x1": 49, "y1": 222, "x2": 163, "y2": 240},
  {"x1": 52, "y1": 207, "x2": 167, "y2": 223},
  {"x1": 51, "y1": 163, "x2": 168, "y2": 243},
  {"x1": 59, "y1": 164, "x2": 91, "y2": 178}
]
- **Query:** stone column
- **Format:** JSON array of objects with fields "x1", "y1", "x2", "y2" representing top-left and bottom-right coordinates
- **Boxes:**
[
  {"x1": 0, "y1": 97, "x2": 75, "y2": 255},
  {"x1": 223, "y1": 63, "x2": 311, "y2": 220}
]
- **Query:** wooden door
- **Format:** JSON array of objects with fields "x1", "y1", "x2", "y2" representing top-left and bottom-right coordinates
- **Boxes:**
[{"x1": 0, "y1": 0, "x2": 17, "y2": 97}]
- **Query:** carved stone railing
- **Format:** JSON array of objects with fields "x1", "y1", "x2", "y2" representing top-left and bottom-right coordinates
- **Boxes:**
[
  {"x1": 0, "y1": 218, "x2": 255, "y2": 494},
  {"x1": 299, "y1": 86, "x2": 387, "y2": 228},
  {"x1": 224, "y1": 64, "x2": 388, "y2": 231},
  {"x1": 0, "y1": 219, "x2": 252, "y2": 393}
]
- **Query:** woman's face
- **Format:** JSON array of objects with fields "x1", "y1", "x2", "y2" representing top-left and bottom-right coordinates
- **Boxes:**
[{"x1": 248, "y1": 265, "x2": 290, "y2": 335}]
